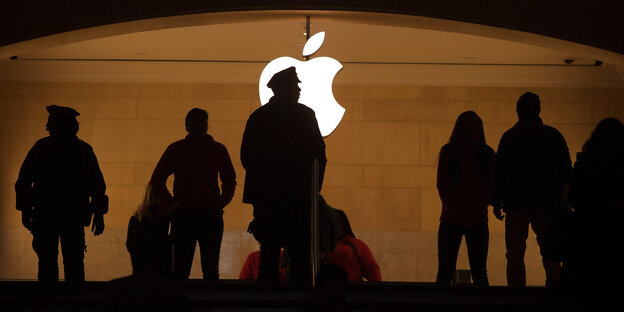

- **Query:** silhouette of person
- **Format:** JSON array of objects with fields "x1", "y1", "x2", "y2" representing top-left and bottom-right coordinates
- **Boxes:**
[
  {"x1": 105, "y1": 236, "x2": 189, "y2": 312},
  {"x1": 327, "y1": 209, "x2": 382, "y2": 282},
  {"x1": 241, "y1": 66, "x2": 327, "y2": 282},
  {"x1": 15, "y1": 105, "x2": 107, "y2": 281},
  {"x1": 126, "y1": 182, "x2": 173, "y2": 278},
  {"x1": 151, "y1": 108, "x2": 236, "y2": 281},
  {"x1": 436, "y1": 111, "x2": 494, "y2": 286},
  {"x1": 564, "y1": 118, "x2": 624, "y2": 295},
  {"x1": 491, "y1": 92, "x2": 572, "y2": 287}
]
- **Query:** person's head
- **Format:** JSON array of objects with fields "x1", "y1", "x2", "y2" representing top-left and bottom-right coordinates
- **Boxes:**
[
  {"x1": 449, "y1": 111, "x2": 485, "y2": 148},
  {"x1": 582, "y1": 117, "x2": 624, "y2": 154},
  {"x1": 135, "y1": 183, "x2": 169, "y2": 222},
  {"x1": 267, "y1": 66, "x2": 301, "y2": 102},
  {"x1": 185, "y1": 108, "x2": 208, "y2": 136},
  {"x1": 45, "y1": 105, "x2": 79, "y2": 136},
  {"x1": 334, "y1": 209, "x2": 354, "y2": 238},
  {"x1": 516, "y1": 91, "x2": 541, "y2": 121}
]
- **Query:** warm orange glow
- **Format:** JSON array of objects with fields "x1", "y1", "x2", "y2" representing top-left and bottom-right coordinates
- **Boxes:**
[{"x1": 0, "y1": 12, "x2": 623, "y2": 283}]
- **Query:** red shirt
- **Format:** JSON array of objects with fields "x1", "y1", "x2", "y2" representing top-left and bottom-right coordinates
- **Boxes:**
[
  {"x1": 238, "y1": 250, "x2": 285, "y2": 281},
  {"x1": 327, "y1": 236, "x2": 382, "y2": 282},
  {"x1": 151, "y1": 134, "x2": 236, "y2": 210}
]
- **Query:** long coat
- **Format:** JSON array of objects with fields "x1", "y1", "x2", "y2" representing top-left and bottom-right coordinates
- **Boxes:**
[{"x1": 241, "y1": 96, "x2": 327, "y2": 207}]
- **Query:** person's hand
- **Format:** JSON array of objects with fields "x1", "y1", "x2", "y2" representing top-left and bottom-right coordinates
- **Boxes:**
[
  {"x1": 493, "y1": 205, "x2": 505, "y2": 221},
  {"x1": 92, "y1": 213, "x2": 105, "y2": 236},
  {"x1": 21, "y1": 209, "x2": 34, "y2": 232}
]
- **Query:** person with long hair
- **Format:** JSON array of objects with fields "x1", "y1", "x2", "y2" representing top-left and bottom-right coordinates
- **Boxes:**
[
  {"x1": 126, "y1": 183, "x2": 173, "y2": 278},
  {"x1": 436, "y1": 111, "x2": 495, "y2": 285},
  {"x1": 564, "y1": 118, "x2": 624, "y2": 294},
  {"x1": 327, "y1": 209, "x2": 382, "y2": 282}
]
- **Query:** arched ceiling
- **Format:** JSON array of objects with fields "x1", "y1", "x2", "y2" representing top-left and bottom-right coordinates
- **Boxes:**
[
  {"x1": 3, "y1": 16, "x2": 623, "y2": 88},
  {"x1": 13, "y1": 20, "x2": 599, "y2": 65},
  {"x1": 2, "y1": 1, "x2": 624, "y2": 57}
]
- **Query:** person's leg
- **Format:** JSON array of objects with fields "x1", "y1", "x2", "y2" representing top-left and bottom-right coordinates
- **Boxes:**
[
  {"x1": 465, "y1": 222, "x2": 489, "y2": 286},
  {"x1": 505, "y1": 210, "x2": 530, "y2": 286},
  {"x1": 258, "y1": 235, "x2": 282, "y2": 282},
  {"x1": 286, "y1": 228, "x2": 311, "y2": 283},
  {"x1": 531, "y1": 209, "x2": 561, "y2": 287},
  {"x1": 286, "y1": 208, "x2": 311, "y2": 283},
  {"x1": 59, "y1": 225, "x2": 86, "y2": 281},
  {"x1": 436, "y1": 222, "x2": 463, "y2": 285},
  {"x1": 252, "y1": 203, "x2": 284, "y2": 282},
  {"x1": 198, "y1": 215, "x2": 224, "y2": 281},
  {"x1": 171, "y1": 212, "x2": 197, "y2": 281},
  {"x1": 32, "y1": 224, "x2": 60, "y2": 281}
]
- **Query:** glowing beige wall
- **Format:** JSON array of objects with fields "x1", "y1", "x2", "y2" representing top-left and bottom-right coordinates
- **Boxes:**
[{"x1": 1, "y1": 81, "x2": 623, "y2": 284}]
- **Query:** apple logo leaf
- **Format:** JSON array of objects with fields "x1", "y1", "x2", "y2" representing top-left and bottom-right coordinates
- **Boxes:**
[{"x1": 302, "y1": 32, "x2": 325, "y2": 57}]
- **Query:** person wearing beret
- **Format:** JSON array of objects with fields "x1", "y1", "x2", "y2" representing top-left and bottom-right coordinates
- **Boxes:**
[
  {"x1": 241, "y1": 66, "x2": 327, "y2": 282},
  {"x1": 15, "y1": 105, "x2": 108, "y2": 281}
]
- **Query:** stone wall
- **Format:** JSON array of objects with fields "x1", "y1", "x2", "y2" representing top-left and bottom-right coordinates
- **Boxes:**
[{"x1": 1, "y1": 81, "x2": 623, "y2": 284}]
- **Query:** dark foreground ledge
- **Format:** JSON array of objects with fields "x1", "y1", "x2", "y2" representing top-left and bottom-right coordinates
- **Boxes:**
[{"x1": 0, "y1": 280, "x2": 588, "y2": 311}]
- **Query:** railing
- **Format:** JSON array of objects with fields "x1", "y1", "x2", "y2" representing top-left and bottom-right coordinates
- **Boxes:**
[{"x1": 310, "y1": 158, "x2": 320, "y2": 287}]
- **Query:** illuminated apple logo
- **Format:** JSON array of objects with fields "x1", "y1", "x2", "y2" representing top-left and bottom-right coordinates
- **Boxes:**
[{"x1": 259, "y1": 32, "x2": 345, "y2": 137}]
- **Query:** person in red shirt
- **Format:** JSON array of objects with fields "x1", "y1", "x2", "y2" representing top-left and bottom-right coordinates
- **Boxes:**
[
  {"x1": 151, "y1": 108, "x2": 236, "y2": 281},
  {"x1": 238, "y1": 205, "x2": 381, "y2": 282},
  {"x1": 327, "y1": 210, "x2": 382, "y2": 282},
  {"x1": 238, "y1": 249, "x2": 285, "y2": 281},
  {"x1": 436, "y1": 111, "x2": 494, "y2": 285}
]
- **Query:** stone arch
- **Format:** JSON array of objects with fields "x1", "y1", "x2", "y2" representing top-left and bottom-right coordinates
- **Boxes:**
[{"x1": 2, "y1": 10, "x2": 623, "y2": 66}]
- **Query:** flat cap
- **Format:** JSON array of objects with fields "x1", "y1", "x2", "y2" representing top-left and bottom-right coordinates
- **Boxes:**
[
  {"x1": 267, "y1": 66, "x2": 301, "y2": 89},
  {"x1": 46, "y1": 105, "x2": 80, "y2": 118}
]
